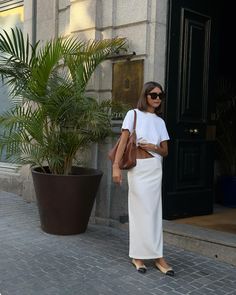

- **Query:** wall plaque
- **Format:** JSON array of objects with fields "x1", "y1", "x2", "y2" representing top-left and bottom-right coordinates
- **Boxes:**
[{"x1": 112, "y1": 60, "x2": 144, "y2": 109}]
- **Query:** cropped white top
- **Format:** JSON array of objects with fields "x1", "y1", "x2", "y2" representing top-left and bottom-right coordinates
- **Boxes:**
[{"x1": 121, "y1": 109, "x2": 170, "y2": 160}]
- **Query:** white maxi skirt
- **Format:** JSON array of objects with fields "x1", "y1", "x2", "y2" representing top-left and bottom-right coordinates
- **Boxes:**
[{"x1": 127, "y1": 157, "x2": 163, "y2": 259}]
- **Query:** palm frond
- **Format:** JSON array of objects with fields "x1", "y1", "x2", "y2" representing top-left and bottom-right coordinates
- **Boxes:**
[
  {"x1": 0, "y1": 28, "x2": 39, "y2": 96},
  {"x1": 66, "y1": 37, "x2": 126, "y2": 91},
  {"x1": 0, "y1": 27, "x2": 127, "y2": 174}
]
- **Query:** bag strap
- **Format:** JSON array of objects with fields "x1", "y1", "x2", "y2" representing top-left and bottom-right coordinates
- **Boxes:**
[{"x1": 133, "y1": 110, "x2": 137, "y2": 131}]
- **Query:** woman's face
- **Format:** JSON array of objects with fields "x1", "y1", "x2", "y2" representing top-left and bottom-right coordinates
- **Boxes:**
[{"x1": 146, "y1": 87, "x2": 162, "y2": 110}]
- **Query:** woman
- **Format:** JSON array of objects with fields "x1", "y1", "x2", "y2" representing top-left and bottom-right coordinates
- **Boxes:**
[{"x1": 112, "y1": 81, "x2": 174, "y2": 276}]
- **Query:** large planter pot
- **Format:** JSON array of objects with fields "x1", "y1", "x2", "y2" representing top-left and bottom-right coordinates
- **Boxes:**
[
  {"x1": 31, "y1": 166, "x2": 103, "y2": 235},
  {"x1": 218, "y1": 176, "x2": 236, "y2": 208}
]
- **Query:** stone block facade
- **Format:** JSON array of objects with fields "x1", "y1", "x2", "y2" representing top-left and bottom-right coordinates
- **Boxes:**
[{"x1": 1, "y1": 0, "x2": 168, "y2": 225}]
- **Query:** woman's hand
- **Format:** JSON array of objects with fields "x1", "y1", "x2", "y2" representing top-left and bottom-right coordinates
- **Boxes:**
[
  {"x1": 138, "y1": 142, "x2": 156, "y2": 152},
  {"x1": 112, "y1": 164, "x2": 122, "y2": 184},
  {"x1": 139, "y1": 141, "x2": 168, "y2": 157}
]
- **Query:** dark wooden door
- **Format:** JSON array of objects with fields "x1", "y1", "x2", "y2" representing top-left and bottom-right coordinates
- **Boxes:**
[{"x1": 163, "y1": 0, "x2": 219, "y2": 219}]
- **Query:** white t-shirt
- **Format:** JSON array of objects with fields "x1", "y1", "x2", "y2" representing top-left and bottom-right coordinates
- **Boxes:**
[{"x1": 122, "y1": 109, "x2": 170, "y2": 160}]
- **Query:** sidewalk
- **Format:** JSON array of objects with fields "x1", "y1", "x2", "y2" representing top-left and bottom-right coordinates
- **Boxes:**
[{"x1": 0, "y1": 191, "x2": 236, "y2": 295}]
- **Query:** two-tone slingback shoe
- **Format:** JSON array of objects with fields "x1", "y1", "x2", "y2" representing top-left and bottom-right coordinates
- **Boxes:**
[
  {"x1": 155, "y1": 262, "x2": 174, "y2": 276},
  {"x1": 132, "y1": 259, "x2": 147, "y2": 273}
]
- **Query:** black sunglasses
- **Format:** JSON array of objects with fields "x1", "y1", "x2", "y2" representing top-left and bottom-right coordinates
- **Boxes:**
[{"x1": 148, "y1": 92, "x2": 164, "y2": 100}]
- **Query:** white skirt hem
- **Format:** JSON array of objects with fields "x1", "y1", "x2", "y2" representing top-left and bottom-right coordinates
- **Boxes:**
[{"x1": 129, "y1": 254, "x2": 163, "y2": 260}]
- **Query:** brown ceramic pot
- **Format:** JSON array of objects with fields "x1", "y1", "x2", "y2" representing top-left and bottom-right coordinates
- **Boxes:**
[{"x1": 31, "y1": 166, "x2": 103, "y2": 235}]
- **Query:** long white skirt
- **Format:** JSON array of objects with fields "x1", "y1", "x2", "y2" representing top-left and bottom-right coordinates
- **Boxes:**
[{"x1": 127, "y1": 157, "x2": 163, "y2": 259}]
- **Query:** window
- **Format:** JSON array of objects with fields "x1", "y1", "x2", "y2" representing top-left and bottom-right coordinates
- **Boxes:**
[{"x1": 0, "y1": 1, "x2": 23, "y2": 162}]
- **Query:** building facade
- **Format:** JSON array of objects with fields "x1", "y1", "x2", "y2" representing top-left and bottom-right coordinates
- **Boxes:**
[
  {"x1": 1, "y1": 0, "x2": 234, "y2": 224},
  {"x1": 0, "y1": 0, "x2": 169, "y2": 226}
]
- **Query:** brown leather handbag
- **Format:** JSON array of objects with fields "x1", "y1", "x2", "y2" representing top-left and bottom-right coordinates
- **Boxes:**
[{"x1": 108, "y1": 110, "x2": 137, "y2": 170}]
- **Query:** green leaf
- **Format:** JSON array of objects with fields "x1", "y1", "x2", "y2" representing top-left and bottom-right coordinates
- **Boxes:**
[{"x1": 0, "y1": 27, "x2": 127, "y2": 174}]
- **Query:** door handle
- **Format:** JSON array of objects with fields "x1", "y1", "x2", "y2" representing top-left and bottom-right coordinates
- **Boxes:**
[{"x1": 189, "y1": 128, "x2": 199, "y2": 135}]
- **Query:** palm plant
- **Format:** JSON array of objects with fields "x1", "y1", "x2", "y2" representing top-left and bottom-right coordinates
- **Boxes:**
[{"x1": 0, "y1": 28, "x2": 126, "y2": 175}]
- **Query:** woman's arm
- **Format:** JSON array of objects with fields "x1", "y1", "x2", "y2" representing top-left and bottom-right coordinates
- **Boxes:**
[
  {"x1": 138, "y1": 140, "x2": 168, "y2": 157},
  {"x1": 112, "y1": 130, "x2": 130, "y2": 184}
]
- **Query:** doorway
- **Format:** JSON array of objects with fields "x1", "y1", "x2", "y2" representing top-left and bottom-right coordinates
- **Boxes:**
[{"x1": 163, "y1": 0, "x2": 236, "y2": 221}]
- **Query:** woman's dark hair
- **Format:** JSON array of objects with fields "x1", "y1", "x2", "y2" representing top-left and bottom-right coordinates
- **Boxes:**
[{"x1": 137, "y1": 81, "x2": 165, "y2": 116}]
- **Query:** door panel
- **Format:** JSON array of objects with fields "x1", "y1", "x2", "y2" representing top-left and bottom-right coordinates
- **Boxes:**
[
  {"x1": 178, "y1": 9, "x2": 210, "y2": 123},
  {"x1": 163, "y1": 0, "x2": 218, "y2": 219},
  {"x1": 175, "y1": 140, "x2": 206, "y2": 190}
]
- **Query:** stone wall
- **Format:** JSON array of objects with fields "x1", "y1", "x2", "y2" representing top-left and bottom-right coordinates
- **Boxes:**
[{"x1": 2, "y1": 0, "x2": 169, "y2": 225}]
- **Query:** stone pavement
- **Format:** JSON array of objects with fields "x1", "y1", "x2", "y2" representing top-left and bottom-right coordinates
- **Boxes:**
[{"x1": 0, "y1": 191, "x2": 236, "y2": 295}]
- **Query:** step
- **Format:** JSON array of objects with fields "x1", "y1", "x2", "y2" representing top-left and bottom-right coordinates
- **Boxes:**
[{"x1": 163, "y1": 220, "x2": 236, "y2": 266}]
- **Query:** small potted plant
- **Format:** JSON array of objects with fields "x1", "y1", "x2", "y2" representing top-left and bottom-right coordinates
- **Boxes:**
[
  {"x1": 0, "y1": 28, "x2": 126, "y2": 234},
  {"x1": 216, "y1": 85, "x2": 236, "y2": 207}
]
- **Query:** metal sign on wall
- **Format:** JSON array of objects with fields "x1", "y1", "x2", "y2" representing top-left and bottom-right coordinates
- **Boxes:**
[{"x1": 112, "y1": 60, "x2": 144, "y2": 109}]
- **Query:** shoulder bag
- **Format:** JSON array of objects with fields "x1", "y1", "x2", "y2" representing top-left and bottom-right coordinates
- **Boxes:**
[{"x1": 108, "y1": 110, "x2": 137, "y2": 170}]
